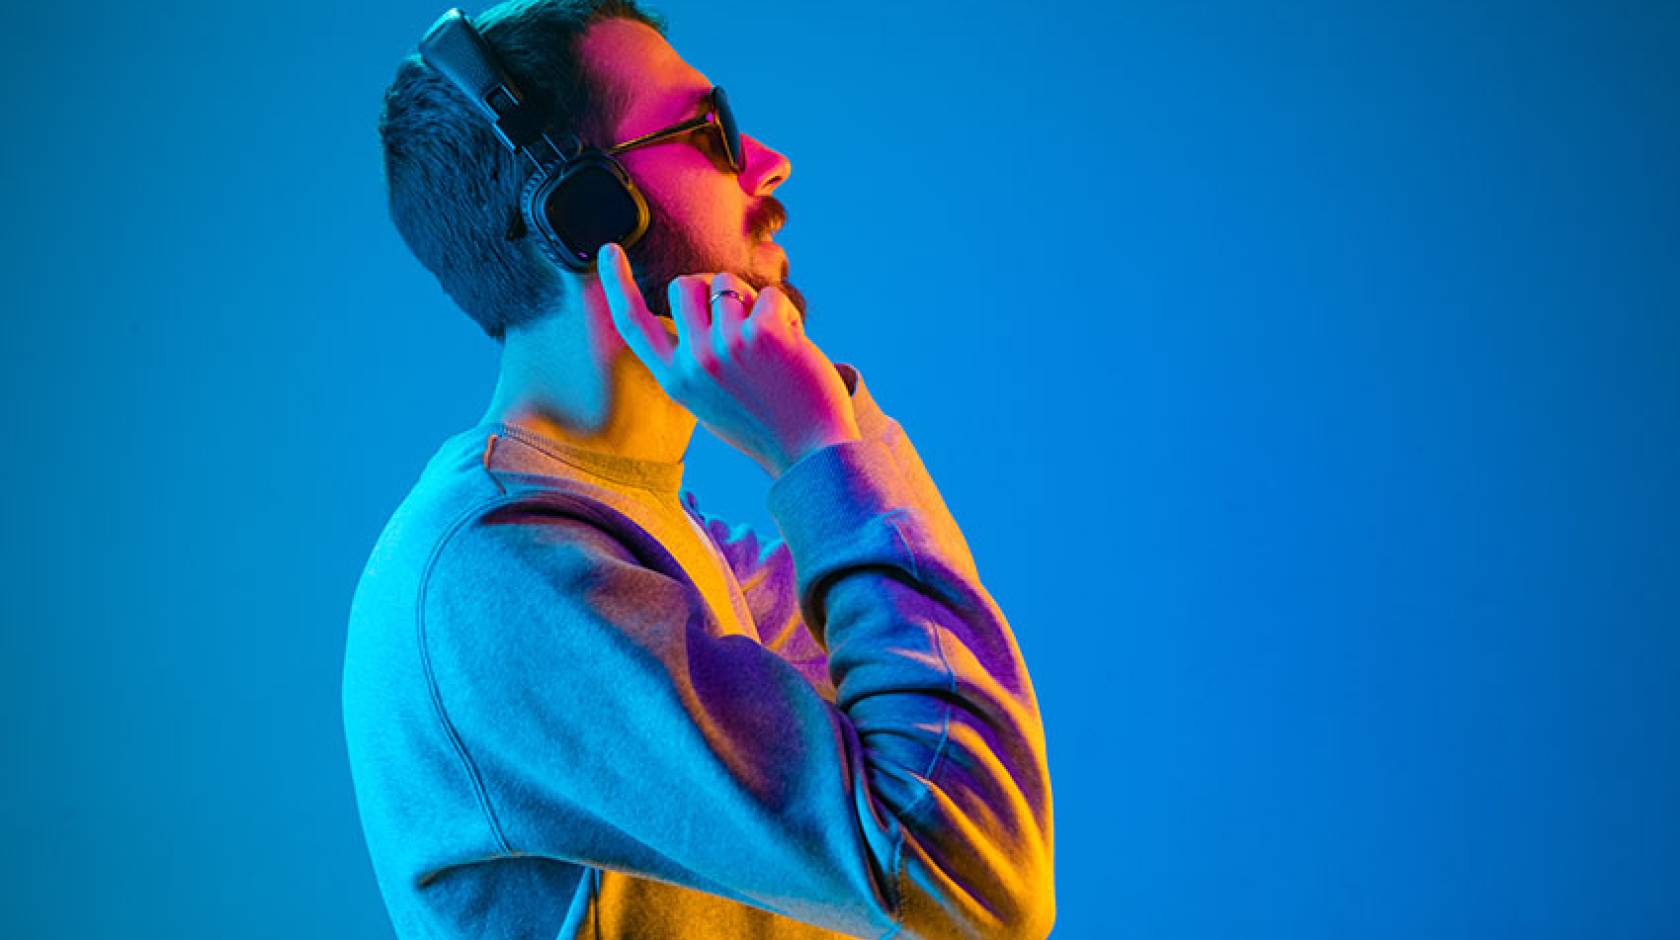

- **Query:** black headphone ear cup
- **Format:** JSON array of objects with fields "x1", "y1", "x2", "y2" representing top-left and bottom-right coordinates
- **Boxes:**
[
  {"x1": 519, "y1": 169, "x2": 576, "y2": 271},
  {"x1": 520, "y1": 153, "x2": 650, "y2": 273}
]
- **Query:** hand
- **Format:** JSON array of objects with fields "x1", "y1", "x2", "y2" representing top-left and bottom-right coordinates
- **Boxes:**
[{"x1": 594, "y1": 242, "x2": 861, "y2": 478}]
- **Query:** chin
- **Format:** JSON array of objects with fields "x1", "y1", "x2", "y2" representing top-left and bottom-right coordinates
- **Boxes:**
[{"x1": 751, "y1": 244, "x2": 790, "y2": 289}]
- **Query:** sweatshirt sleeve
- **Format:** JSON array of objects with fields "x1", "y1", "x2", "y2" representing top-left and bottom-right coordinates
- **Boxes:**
[
  {"x1": 419, "y1": 377, "x2": 1055, "y2": 940},
  {"x1": 684, "y1": 361, "x2": 978, "y2": 598},
  {"x1": 678, "y1": 362, "x2": 936, "y2": 665}
]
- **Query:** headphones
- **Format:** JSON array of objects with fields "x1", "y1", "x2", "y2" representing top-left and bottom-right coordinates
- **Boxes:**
[{"x1": 417, "y1": 8, "x2": 649, "y2": 273}]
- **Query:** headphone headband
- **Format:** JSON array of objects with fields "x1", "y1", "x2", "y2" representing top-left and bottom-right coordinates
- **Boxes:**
[
  {"x1": 418, "y1": 8, "x2": 573, "y2": 169},
  {"x1": 414, "y1": 7, "x2": 649, "y2": 273}
]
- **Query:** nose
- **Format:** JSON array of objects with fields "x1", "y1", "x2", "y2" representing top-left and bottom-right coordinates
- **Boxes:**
[{"x1": 737, "y1": 132, "x2": 792, "y2": 197}]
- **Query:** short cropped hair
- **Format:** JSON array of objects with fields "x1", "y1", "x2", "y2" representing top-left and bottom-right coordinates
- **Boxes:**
[{"x1": 378, "y1": 0, "x2": 668, "y2": 341}]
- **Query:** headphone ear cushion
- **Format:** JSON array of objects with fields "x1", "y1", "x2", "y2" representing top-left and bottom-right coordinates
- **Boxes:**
[
  {"x1": 519, "y1": 169, "x2": 576, "y2": 271},
  {"x1": 520, "y1": 154, "x2": 650, "y2": 273}
]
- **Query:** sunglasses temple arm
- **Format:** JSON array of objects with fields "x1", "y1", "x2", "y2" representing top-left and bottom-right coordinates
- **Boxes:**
[{"x1": 604, "y1": 116, "x2": 714, "y2": 156}]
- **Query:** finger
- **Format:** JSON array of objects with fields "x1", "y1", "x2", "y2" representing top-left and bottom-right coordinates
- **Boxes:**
[
  {"x1": 709, "y1": 273, "x2": 755, "y2": 354},
  {"x1": 596, "y1": 242, "x2": 674, "y2": 369},
  {"x1": 745, "y1": 284, "x2": 800, "y2": 342},
  {"x1": 668, "y1": 274, "x2": 715, "y2": 366}
]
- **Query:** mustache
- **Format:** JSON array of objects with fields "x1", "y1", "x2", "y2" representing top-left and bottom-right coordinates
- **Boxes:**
[{"x1": 748, "y1": 197, "x2": 787, "y2": 241}]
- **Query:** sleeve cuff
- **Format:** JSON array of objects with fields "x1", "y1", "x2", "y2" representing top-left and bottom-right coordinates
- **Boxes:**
[
  {"x1": 767, "y1": 436, "x2": 915, "y2": 550},
  {"x1": 765, "y1": 434, "x2": 923, "y2": 641}
]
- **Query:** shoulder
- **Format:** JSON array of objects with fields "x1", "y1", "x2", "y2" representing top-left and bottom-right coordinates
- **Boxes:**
[
  {"x1": 425, "y1": 490, "x2": 647, "y2": 596},
  {"x1": 417, "y1": 491, "x2": 698, "y2": 684}
]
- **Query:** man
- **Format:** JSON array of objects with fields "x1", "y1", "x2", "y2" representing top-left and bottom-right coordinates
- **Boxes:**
[{"x1": 342, "y1": 2, "x2": 1055, "y2": 938}]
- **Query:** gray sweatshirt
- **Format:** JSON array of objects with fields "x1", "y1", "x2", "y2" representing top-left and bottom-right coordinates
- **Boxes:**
[{"x1": 341, "y1": 363, "x2": 1055, "y2": 939}]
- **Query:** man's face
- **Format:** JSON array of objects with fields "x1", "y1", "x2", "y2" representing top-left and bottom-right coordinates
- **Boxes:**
[{"x1": 578, "y1": 18, "x2": 805, "y2": 323}]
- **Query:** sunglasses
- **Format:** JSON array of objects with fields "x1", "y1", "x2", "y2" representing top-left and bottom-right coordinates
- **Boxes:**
[{"x1": 600, "y1": 86, "x2": 742, "y2": 174}]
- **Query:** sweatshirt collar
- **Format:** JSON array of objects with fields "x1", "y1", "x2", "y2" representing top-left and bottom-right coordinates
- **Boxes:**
[
  {"x1": 478, "y1": 420, "x2": 686, "y2": 494},
  {"x1": 470, "y1": 361, "x2": 880, "y2": 497}
]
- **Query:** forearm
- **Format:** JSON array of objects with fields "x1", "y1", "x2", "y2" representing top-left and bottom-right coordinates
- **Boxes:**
[{"x1": 768, "y1": 425, "x2": 1055, "y2": 939}]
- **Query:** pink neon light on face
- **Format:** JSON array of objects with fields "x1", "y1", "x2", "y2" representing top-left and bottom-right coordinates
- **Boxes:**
[{"x1": 580, "y1": 19, "x2": 804, "y2": 324}]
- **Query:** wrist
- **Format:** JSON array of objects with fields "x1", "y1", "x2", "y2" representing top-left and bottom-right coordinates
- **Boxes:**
[{"x1": 773, "y1": 420, "x2": 863, "y2": 479}]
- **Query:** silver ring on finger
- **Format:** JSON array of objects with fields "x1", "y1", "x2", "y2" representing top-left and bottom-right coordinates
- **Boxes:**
[{"x1": 709, "y1": 288, "x2": 749, "y2": 308}]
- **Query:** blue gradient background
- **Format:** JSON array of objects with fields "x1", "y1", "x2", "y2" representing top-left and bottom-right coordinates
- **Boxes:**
[{"x1": 1, "y1": 1, "x2": 1675, "y2": 937}]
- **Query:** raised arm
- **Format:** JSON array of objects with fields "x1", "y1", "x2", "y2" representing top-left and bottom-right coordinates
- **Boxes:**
[
  {"x1": 678, "y1": 362, "x2": 957, "y2": 665},
  {"x1": 420, "y1": 418, "x2": 1054, "y2": 939}
]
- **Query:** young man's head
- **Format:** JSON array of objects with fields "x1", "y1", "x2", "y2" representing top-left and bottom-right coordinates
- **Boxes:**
[{"x1": 380, "y1": 0, "x2": 802, "y2": 342}]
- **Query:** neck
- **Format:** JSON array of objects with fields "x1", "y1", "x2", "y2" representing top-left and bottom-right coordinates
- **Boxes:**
[{"x1": 478, "y1": 280, "x2": 697, "y2": 466}]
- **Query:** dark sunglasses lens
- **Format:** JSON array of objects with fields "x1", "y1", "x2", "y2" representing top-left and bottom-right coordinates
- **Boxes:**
[{"x1": 713, "y1": 87, "x2": 741, "y2": 172}]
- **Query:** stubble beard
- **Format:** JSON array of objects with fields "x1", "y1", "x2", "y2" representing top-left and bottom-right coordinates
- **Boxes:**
[{"x1": 626, "y1": 190, "x2": 808, "y2": 327}]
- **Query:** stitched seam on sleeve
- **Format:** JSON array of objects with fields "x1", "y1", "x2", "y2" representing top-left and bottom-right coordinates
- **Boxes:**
[
  {"x1": 881, "y1": 510, "x2": 957, "y2": 826},
  {"x1": 415, "y1": 494, "x2": 537, "y2": 857}
]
